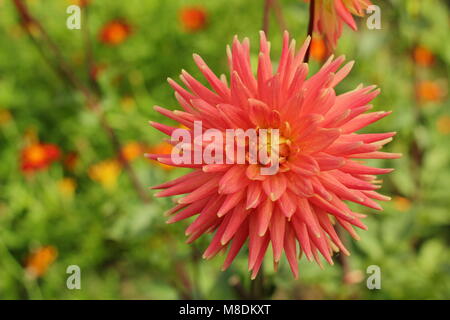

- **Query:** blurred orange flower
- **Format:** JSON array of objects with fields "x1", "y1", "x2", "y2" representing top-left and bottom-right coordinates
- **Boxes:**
[
  {"x1": 70, "y1": 0, "x2": 91, "y2": 7},
  {"x1": 436, "y1": 115, "x2": 450, "y2": 135},
  {"x1": 147, "y1": 142, "x2": 174, "y2": 171},
  {"x1": 413, "y1": 46, "x2": 434, "y2": 67},
  {"x1": 25, "y1": 246, "x2": 57, "y2": 278},
  {"x1": 416, "y1": 80, "x2": 445, "y2": 103},
  {"x1": 21, "y1": 143, "x2": 60, "y2": 173},
  {"x1": 310, "y1": 37, "x2": 326, "y2": 61},
  {"x1": 58, "y1": 178, "x2": 76, "y2": 198},
  {"x1": 179, "y1": 6, "x2": 207, "y2": 32},
  {"x1": 393, "y1": 196, "x2": 412, "y2": 212},
  {"x1": 99, "y1": 20, "x2": 132, "y2": 46},
  {"x1": 89, "y1": 159, "x2": 121, "y2": 189},
  {"x1": 121, "y1": 141, "x2": 144, "y2": 161}
]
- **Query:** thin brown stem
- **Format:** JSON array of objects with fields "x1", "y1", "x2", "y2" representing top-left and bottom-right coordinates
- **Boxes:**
[
  {"x1": 272, "y1": 0, "x2": 287, "y2": 32},
  {"x1": 336, "y1": 225, "x2": 351, "y2": 284},
  {"x1": 304, "y1": 0, "x2": 315, "y2": 63},
  {"x1": 250, "y1": 264, "x2": 265, "y2": 299},
  {"x1": 12, "y1": 0, "x2": 150, "y2": 203},
  {"x1": 262, "y1": 0, "x2": 274, "y2": 34}
]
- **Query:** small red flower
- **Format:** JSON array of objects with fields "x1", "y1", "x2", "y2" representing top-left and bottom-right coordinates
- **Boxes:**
[
  {"x1": 179, "y1": 6, "x2": 208, "y2": 32},
  {"x1": 21, "y1": 143, "x2": 60, "y2": 173},
  {"x1": 413, "y1": 46, "x2": 435, "y2": 67},
  {"x1": 99, "y1": 20, "x2": 132, "y2": 46}
]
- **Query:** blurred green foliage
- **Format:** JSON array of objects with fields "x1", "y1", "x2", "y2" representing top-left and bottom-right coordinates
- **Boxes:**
[{"x1": 0, "y1": 0, "x2": 449, "y2": 299}]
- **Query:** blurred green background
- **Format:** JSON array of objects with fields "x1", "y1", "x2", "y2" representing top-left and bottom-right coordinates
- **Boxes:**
[{"x1": 0, "y1": 0, "x2": 449, "y2": 299}]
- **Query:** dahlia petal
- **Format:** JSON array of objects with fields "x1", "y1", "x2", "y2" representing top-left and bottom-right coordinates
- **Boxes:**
[
  {"x1": 248, "y1": 98, "x2": 270, "y2": 127},
  {"x1": 350, "y1": 151, "x2": 402, "y2": 159},
  {"x1": 355, "y1": 132, "x2": 397, "y2": 143},
  {"x1": 269, "y1": 208, "x2": 286, "y2": 262},
  {"x1": 193, "y1": 54, "x2": 231, "y2": 99},
  {"x1": 180, "y1": 70, "x2": 222, "y2": 105},
  {"x1": 332, "y1": 170, "x2": 379, "y2": 190},
  {"x1": 217, "y1": 190, "x2": 245, "y2": 217},
  {"x1": 156, "y1": 157, "x2": 201, "y2": 169},
  {"x1": 309, "y1": 195, "x2": 357, "y2": 225},
  {"x1": 246, "y1": 181, "x2": 263, "y2": 209},
  {"x1": 203, "y1": 214, "x2": 231, "y2": 260},
  {"x1": 301, "y1": 128, "x2": 341, "y2": 153},
  {"x1": 319, "y1": 172, "x2": 365, "y2": 203},
  {"x1": 288, "y1": 173, "x2": 314, "y2": 197},
  {"x1": 219, "y1": 165, "x2": 250, "y2": 194},
  {"x1": 246, "y1": 164, "x2": 266, "y2": 181},
  {"x1": 167, "y1": 78, "x2": 195, "y2": 104},
  {"x1": 166, "y1": 198, "x2": 210, "y2": 224},
  {"x1": 164, "y1": 203, "x2": 188, "y2": 217},
  {"x1": 262, "y1": 174, "x2": 287, "y2": 201},
  {"x1": 151, "y1": 170, "x2": 203, "y2": 189},
  {"x1": 316, "y1": 209, "x2": 350, "y2": 255},
  {"x1": 278, "y1": 192, "x2": 296, "y2": 219},
  {"x1": 256, "y1": 197, "x2": 273, "y2": 236},
  {"x1": 202, "y1": 164, "x2": 232, "y2": 173},
  {"x1": 339, "y1": 161, "x2": 394, "y2": 175},
  {"x1": 248, "y1": 212, "x2": 265, "y2": 270},
  {"x1": 341, "y1": 111, "x2": 392, "y2": 134},
  {"x1": 330, "y1": 60, "x2": 354, "y2": 87},
  {"x1": 284, "y1": 223, "x2": 299, "y2": 279},
  {"x1": 314, "y1": 152, "x2": 346, "y2": 170},
  {"x1": 336, "y1": 218, "x2": 361, "y2": 240},
  {"x1": 335, "y1": 0, "x2": 358, "y2": 30},
  {"x1": 310, "y1": 177, "x2": 333, "y2": 201},
  {"x1": 362, "y1": 190, "x2": 392, "y2": 201},
  {"x1": 292, "y1": 114, "x2": 324, "y2": 140},
  {"x1": 297, "y1": 198, "x2": 322, "y2": 238},
  {"x1": 185, "y1": 195, "x2": 223, "y2": 236},
  {"x1": 148, "y1": 121, "x2": 179, "y2": 136},
  {"x1": 153, "y1": 106, "x2": 195, "y2": 129},
  {"x1": 290, "y1": 154, "x2": 320, "y2": 174},
  {"x1": 291, "y1": 216, "x2": 313, "y2": 261},
  {"x1": 222, "y1": 221, "x2": 248, "y2": 271},
  {"x1": 250, "y1": 234, "x2": 270, "y2": 279},
  {"x1": 307, "y1": 226, "x2": 334, "y2": 265},
  {"x1": 221, "y1": 202, "x2": 249, "y2": 245},
  {"x1": 178, "y1": 176, "x2": 221, "y2": 204}
]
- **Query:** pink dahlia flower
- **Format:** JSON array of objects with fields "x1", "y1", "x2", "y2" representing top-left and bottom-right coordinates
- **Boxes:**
[
  {"x1": 307, "y1": 0, "x2": 373, "y2": 51},
  {"x1": 148, "y1": 32, "x2": 399, "y2": 279}
]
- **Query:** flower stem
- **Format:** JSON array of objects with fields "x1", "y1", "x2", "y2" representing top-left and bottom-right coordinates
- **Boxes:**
[
  {"x1": 12, "y1": 0, "x2": 150, "y2": 203},
  {"x1": 262, "y1": 0, "x2": 274, "y2": 34},
  {"x1": 304, "y1": 0, "x2": 315, "y2": 63}
]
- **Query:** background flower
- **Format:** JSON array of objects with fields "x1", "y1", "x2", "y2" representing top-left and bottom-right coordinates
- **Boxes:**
[
  {"x1": 25, "y1": 246, "x2": 57, "y2": 278},
  {"x1": 99, "y1": 20, "x2": 132, "y2": 46},
  {"x1": 20, "y1": 143, "x2": 60, "y2": 173},
  {"x1": 308, "y1": 0, "x2": 372, "y2": 50},
  {"x1": 179, "y1": 6, "x2": 208, "y2": 32}
]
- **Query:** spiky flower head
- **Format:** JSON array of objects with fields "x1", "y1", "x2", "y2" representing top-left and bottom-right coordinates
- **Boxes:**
[
  {"x1": 148, "y1": 32, "x2": 399, "y2": 279},
  {"x1": 308, "y1": 0, "x2": 373, "y2": 51}
]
